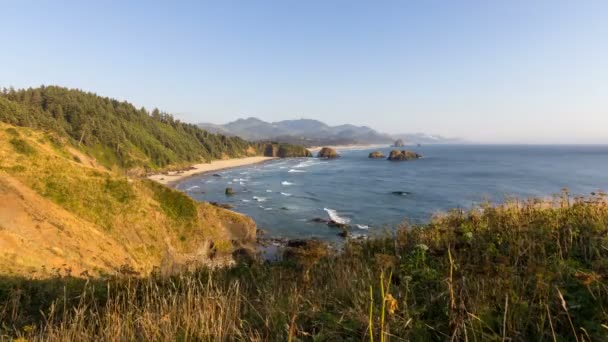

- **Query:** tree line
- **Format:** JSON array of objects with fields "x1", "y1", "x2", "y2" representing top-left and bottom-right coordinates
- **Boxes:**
[{"x1": 0, "y1": 86, "x2": 310, "y2": 169}]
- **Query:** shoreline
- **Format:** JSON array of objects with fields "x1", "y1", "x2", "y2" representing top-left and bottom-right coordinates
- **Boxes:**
[
  {"x1": 148, "y1": 156, "x2": 278, "y2": 186},
  {"x1": 307, "y1": 144, "x2": 390, "y2": 152}
]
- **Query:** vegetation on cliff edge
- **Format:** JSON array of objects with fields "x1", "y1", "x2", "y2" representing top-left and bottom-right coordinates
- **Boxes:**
[{"x1": 2, "y1": 192, "x2": 607, "y2": 340}]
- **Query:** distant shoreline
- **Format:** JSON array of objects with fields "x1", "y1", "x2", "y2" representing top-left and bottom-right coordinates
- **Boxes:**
[
  {"x1": 307, "y1": 144, "x2": 390, "y2": 152},
  {"x1": 148, "y1": 156, "x2": 278, "y2": 186}
]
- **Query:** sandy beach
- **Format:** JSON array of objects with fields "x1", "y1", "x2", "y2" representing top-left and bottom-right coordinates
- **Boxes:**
[
  {"x1": 307, "y1": 144, "x2": 390, "y2": 152},
  {"x1": 148, "y1": 156, "x2": 278, "y2": 185}
]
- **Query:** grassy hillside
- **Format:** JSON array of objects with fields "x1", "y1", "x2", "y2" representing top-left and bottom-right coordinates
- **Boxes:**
[
  {"x1": 0, "y1": 122, "x2": 257, "y2": 277},
  {"x1": 0, "y1": 86, "x2": 308, "y2": 171},
  {"x1": 1, "y1": 194, "x2": 607, "y2": 340}
]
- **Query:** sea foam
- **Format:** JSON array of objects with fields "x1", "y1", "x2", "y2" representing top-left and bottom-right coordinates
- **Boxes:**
[{"x1": 324, "y1": 208, "x2": 351, "y2": 224}]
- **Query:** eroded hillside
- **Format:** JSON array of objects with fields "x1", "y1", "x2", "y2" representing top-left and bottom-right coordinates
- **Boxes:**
[{"x1": 0, "y1": 123, "x2": 256, "y2": 277}]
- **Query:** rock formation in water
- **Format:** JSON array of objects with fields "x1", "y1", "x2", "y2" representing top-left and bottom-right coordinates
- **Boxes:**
[
  {"x1": 368, "y1": 151, "x2": 385, "y2": 159},
  {"x1": 317, "y1": 147, "x2": 340, "y2": 159},
  {"x1": 394, "y1": 139, "x2": 405, "y2": 147},
  {"x1": 387, "y1": 150, "x2": 422, "y2": 161}
]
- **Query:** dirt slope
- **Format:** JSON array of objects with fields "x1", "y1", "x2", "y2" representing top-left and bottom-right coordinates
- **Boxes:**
[{"x1": 0, "y1": 123, "x2": 256, "y2": 277}]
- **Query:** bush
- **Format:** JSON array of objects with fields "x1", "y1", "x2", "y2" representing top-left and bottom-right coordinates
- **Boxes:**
[{"x1": 9, "y1": 138, "x2": 36, "y2": 156}]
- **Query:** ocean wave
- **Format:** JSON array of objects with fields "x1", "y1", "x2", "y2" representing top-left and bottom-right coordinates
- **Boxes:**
[
  {"x1": 253, "y1": 196, "x2": 267, "y2": 202},
  {"x1": 280, "y1": 192, "x2": 292, "y2": 196},
  {"x1": 241, "y1": 199, "x2": 251, "y2": 202},
  {"x1": 293, "y1": 160, "x2": 318, "y2": 168},
  {"x1": 266, "y1": 189, "x2": 273, "y2": 193},
  {"x1": 186, "y1": 185, "x2": 200, "y2": 191},
  {"x1": 288, "y1": 169, "x2": 306, "y2": 173},
  {"x1": 323, "y1": 208, "x2": 351, "y2": 224},
  {"x1": 355, "y1": 224, "x2": 370, "y2": 230},
  {"x1": 281, "y1": 181, "x2": 294, "y2": 186}
]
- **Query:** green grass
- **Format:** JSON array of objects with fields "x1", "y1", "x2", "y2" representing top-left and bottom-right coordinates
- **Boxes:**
[
  {"x1": 1, "y1": 193, "x2": 607, "y2": 340},
  {"x1": 145, "y1": 179, "x2": 198, "y2": 226},
  {"x1": 9, "y1": 138, "x2": 36, "y2": 156}
]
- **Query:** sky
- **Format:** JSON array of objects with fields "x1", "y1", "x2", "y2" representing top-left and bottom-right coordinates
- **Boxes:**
[{"x1": 1, "y1": 1, "x2": 607, "y2": 144}]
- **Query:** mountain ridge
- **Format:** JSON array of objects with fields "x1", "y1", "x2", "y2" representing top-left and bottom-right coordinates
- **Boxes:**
[{"x1": 199, "y1": 117, "x2": 463, "y2": 147}]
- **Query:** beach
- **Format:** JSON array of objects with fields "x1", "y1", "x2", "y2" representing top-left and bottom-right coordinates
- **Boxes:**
[{"x1": 148, "y1": 156, "x2": 278, "y2": 185}]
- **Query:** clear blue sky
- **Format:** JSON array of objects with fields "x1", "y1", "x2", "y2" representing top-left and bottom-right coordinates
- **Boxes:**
[{"x1": 1, "y1": 1, "x2": 607, "y2": 143}]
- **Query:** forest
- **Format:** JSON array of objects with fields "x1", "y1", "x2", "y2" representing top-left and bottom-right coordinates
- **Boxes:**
[{"x1": 0, "y1": 86, "x2": 309, "y2": 170}]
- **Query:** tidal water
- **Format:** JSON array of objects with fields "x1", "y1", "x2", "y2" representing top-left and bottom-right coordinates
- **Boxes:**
[{"x1": 177, "y1": 145, "x2": 608, "y2": 242}]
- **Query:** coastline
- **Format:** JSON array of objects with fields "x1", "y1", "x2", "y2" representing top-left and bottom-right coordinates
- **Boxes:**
[
  {"x1": 148, "y1": 156, "x2": 278, "y2": 186},
  {"x1": 307, "y1": 144, "x2": 389, "y2": 152}
]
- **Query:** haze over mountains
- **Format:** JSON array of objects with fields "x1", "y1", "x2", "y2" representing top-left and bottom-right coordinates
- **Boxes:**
[{"x1": 199, "y1": 117, "x2": 463, "y2": 147}]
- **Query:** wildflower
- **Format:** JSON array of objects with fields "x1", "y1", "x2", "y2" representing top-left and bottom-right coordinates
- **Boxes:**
[
  {"x1": 415, "y1": 244, "x2": 429, "y2": 251},
  {"x1": 385, "y1": 293, "x2": 398, "y2": 314},
  {"x1": 574, "y1": 271, "x2": 600, "y2": 286}
]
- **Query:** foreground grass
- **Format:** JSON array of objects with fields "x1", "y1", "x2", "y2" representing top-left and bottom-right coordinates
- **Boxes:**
[{"x1": 2, "y1": 193, "x2": 608, "y2": 341}]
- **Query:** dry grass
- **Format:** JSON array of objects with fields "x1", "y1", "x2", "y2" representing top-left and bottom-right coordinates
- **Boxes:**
[
  {"x1": 2, "y1": 193, "x2": 608, "y2": 340},
  {"x1": 0, "y1": 123, "x2": 256, "y2": 277}
]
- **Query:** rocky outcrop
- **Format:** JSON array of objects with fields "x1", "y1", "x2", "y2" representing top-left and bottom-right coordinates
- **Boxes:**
[
  {"x1": 394, "y1": 139, "x2": 405, "y2": 147},
  {"x1": 387, "y1": 150, "x2": 422, "y2": 161},
  {"x1": 225, "y1": 187, "x2": 235, "y2": 196},
  {"x1": 317, "y1": 147, "x2": 339, "y2": 159},
  {"x1": 368, "y1": 151, "x2": 385, "y2": 159},
  {"x1": 264, "y1": 143, "x2": 312, "y2": 158}
]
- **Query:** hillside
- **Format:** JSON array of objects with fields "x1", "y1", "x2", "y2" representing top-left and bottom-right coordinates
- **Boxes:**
[
  {"x1": 0, "y1": 87, "x2": 308, "y2": 173},
  {"x1": 0, "y1": 87, "x2": 310, "y2": 277},
  {"x1": 199, "y1": 117, "x2": 395, "y2": 147},
  {"x1": 0, "y1": 122, "x2": 258, "y2": 276}
]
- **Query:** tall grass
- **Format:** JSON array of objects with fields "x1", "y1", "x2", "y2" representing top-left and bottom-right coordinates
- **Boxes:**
[{"x1": 2, "y1": 193, "x2": 608, "y2": 340}]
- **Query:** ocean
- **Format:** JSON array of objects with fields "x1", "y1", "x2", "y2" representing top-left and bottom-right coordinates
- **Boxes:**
[{"x1": 177, "y1": 145, "x2": 608, "y2": 242}]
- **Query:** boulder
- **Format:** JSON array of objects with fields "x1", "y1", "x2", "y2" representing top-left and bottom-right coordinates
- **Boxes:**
[
  {"x1": 317, "y1": 147, "x2": 339, "y2": 159},
  {"x1": 387, "y1": 150, "x2": 421, "y2": 161},
  {"x1": 225, "y1": 187, "x2": 235, "y2": 196},
  {"x1": 328, "y1": 220, "x2": 349, "y2": 229},
  {"x1": 368, "y1": 151, "x2": 385, "y2": 159},
  {"x1": 337, "y1": 229, "x2": 350, "y2": 238},
  {"x1": 394, "y1": 139, "x2": 405, "y2": 147}
]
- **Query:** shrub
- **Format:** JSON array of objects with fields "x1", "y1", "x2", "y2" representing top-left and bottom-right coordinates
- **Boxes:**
[{"x1": 9, "y1": 138, "x2": 36, "y2": 156}]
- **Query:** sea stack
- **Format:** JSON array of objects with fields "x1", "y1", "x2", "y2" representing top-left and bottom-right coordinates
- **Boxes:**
[
  {"x1": 317, "y1": 147, "x2": 339, "y2": 159},
  {"x1": 368, "y1": 151, "x2": 385, "y2": 159},
  {"x1": 387, "y1": 150, "x2": 422, "y2": 161},
  {"x1": 394, "y1": 139, "x2": 405, "y2": 147}
]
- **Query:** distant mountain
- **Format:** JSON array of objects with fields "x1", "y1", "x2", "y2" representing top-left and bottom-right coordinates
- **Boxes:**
[
  {"x1": 199, "y1": 118, "x2": 394, "y2": 147},
  {"x1": 199, "y1": 117, "x2": 463, "y2": 147},
  {"x1": 392, "y1": 133, "x2": 466, "y2": 145}
]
